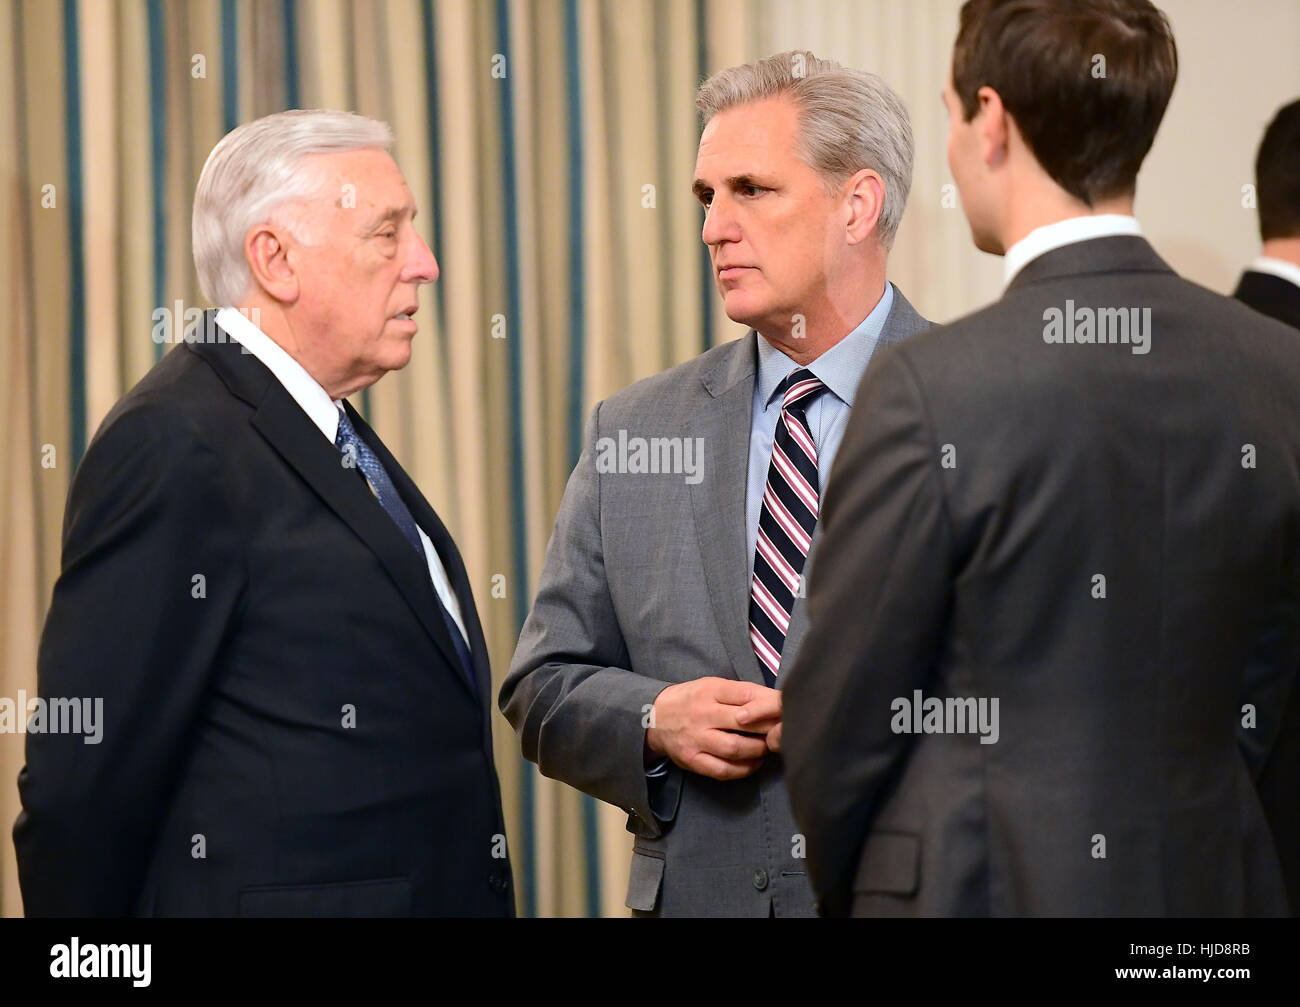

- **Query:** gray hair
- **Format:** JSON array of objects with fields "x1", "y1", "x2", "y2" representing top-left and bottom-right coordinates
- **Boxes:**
[
  {"x1": 192, "y1": 109, "x2": 395, "y2": 306},
  {"x1": 696, "y1": 50, "x2": 914, "y2": 248}
]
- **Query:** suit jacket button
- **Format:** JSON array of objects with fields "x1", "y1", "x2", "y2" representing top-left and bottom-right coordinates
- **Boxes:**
[
  {"x1": 489, "y1": 870, "x2": 510, "y2": 894},
  {"x1": 752, "y1": 868, "x2": 769, "y2": 891}
]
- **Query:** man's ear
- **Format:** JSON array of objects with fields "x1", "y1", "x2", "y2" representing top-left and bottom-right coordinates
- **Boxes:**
[
  {"x1": 844, "y1": 167, "x2": 885, "y2": 246},
  {"x1": 976, "y1": 85, "x2": 1009, "y2": 169},
  {"x1": 244, "y1": 223, "x2": 301, "y2": 305}
]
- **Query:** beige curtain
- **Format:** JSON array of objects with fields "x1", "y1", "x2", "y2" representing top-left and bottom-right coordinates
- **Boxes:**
[
  {"x1": 0, "y1": 0, "x2": 770, "y2": 918},
  {"x1": 7, "y1": 0, "x2": 1299, "y2": 919}
]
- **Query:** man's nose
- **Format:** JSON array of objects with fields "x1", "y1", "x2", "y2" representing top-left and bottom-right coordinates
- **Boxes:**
[
  {"x1": 701, "y1": 194, "x2": 740, "y2": 248},
  {"x1": 406, "y1": 230, "x2": 440, "y2": 284}
]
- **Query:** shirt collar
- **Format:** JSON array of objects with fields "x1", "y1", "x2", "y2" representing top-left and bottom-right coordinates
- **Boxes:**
[
  {"x1": 215, "y1": 306, "x2": 344, "y2": 442},
  {"x1": 1249, "y1": 256, "x2": 1300, "y2": 291},
  {"x1": 1003, "y1": 214, "x2": 1143, "y2": 289},
  {"x1": 756, "y1": 281, "x2": 895, "y2": 410}
]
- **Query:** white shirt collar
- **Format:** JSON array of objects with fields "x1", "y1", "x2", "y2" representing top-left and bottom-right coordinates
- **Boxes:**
[
  {"x1": 215, "y1": 306, "x2": 343, "y2": 442},
  {"x1": 1003, "y1": 214, "x2": 1143, "y2": 288},
  {"x1": 217, "y1": 311, "x2": 471, "y2": 644},
  {"x1": 1249, "y1": 256, "x2": 1300, "y2": 292}
]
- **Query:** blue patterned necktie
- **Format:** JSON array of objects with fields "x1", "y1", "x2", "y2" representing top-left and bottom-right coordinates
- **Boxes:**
[{"x1": 335, "y1": 406, "x2": 475, "y2": 685}]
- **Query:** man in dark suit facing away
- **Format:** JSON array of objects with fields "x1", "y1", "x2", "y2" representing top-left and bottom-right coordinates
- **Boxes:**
[
  {"x1": 783, "y1": 0, "x2": 1300, "y2": 917},
  {"x1": 14, "y1": 110, "x2": 513, "y2": 916},
  {"x1": 1234, "y1": 96, "x2": 1300, "y2": 914},
  {"x1": 1234, "y1": 98, "x2": 1300, "y2": 330}
]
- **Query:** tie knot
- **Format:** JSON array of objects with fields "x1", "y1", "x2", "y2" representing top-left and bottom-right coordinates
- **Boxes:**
[
  {"x1": 780, "y1": 368, "x2": 825, "y2": 412},
  {"x1": 334, "y1": 406, "x2": 356, "y2": 448}
]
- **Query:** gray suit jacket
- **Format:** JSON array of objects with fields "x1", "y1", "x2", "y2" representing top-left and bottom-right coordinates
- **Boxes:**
[
  {"x1": 783, "y1": 237, "x2": 1300, "y2": 917},
  {"x1": 501, "y1": 285, "x2": 930, "y2": 916}
]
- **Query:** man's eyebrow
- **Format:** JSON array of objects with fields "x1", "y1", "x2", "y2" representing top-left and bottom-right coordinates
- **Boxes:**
[
  {"x1": 692, "y1": 174, "x2": 770, "y2": 199},
  {"x1": 358, "y1": 205, "x2": 417, "y2": 229}
]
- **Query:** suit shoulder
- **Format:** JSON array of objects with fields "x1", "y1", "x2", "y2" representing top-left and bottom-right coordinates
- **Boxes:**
[
  {"x1": 594, "y1": 337, "x2": 751, "y2": 424},
  {"x1": 1131, "y1": 272, "x2": 1300, "y2": 357},
  {"x1": 878, "y1": 272, "x2": 1300, "y2": 413},
  {"x1": 875, "y1": 298, "x2": 1006, "y2": 379},
  {"x1": 87, "y1": 343, "x2": 247, "y2": 459},
  {"x1": 899, "y1": 271, "x2": 1298, "y2": 352}
]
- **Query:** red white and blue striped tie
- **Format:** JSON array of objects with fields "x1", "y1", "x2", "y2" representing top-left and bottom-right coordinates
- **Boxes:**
[{"x1": 749, "y1": 368, "x2": 827, "y2": 683}]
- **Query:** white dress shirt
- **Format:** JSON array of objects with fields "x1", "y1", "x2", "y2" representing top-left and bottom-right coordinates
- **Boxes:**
[
  {"x1": 1003, "y1": 214, "x2": 1143, "y2": 288},
  {"x1": 1248, "y1": 255, "x2": 1300, "y2": 291},
  {"x1": 215, "y1": 306, "x2": 469, "y2": 646}
]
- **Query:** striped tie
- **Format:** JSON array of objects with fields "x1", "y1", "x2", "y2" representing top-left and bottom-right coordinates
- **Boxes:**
[{"x1": 749, "y1": 368, "x2": 827, "y2": 684}]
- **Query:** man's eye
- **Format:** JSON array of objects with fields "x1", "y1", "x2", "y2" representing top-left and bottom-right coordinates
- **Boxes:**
[
  {"x1": 378, "y1": 230, "x2": 397, "y2": 239},
  {"x1": 699, "y1": 192, "x2": 713, "y2": 207},
  {"x1": 741, "y1": 184, "x2": 761, "y2": 197}
]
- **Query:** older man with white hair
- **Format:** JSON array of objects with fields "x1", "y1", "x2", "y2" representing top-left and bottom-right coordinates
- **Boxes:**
[
  {"x1": 502, "y1": 50, "x2": 929, "y2": 916},
  {"x1": 14, "y1": 109, "x2": 513, "y2": 917}
]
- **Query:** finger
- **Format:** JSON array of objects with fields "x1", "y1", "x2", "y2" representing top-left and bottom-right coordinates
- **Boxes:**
[
  {"x1": 700, "y1": 728, "x2": 768, "y2": 762},
  {"x1": 727, "y1": 718, "x2": 780, "y2": 740},
  {"x1": 766, "y1": 722, "x2": 782, "y2": 752},
  {"x1": 734, "y1": 690, "x2": 782, "y2": 726},
  {"x1": 709, "y1": 679, "x2": 774, "y2": 706},
  {"x1": 691, "y1": 753, "x2": 765, "y2": 781}
]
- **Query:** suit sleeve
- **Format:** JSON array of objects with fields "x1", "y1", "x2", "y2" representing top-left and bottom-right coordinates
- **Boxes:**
[
  {"x1": 780, "y1": 347, "x2": 955, "y2": 917},
  {"x1": 499, "y1": 402, "x2": 675, "y2": 836},
  {"x1": 1237, "y1": 607, "x2": 1300, "y2": 782},
  {"x1": 13, "y1": 402, "x2": 246, "y2": 915}
]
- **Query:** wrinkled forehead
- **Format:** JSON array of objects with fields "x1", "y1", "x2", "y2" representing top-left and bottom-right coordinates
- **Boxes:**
[{"x1": 301, "y1": 148, "x2": 414, "y2": 211}]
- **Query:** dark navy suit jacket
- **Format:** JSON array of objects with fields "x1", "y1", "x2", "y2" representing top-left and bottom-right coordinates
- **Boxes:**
[{"x1": 15, "y1": 312, "x2": 513, "y2": 916}]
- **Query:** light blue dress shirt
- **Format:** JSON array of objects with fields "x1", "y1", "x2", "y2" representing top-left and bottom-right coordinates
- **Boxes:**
[
  {"x1": 645, "y1": 282, "x2": 895, "y2": 785},
  {"x1": 745, "y1": 281, "x2": 895, "y2": 577}
]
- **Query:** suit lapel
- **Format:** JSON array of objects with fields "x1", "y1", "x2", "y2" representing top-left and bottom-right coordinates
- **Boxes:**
[
  {"x1": 187, "y1": 319, "x2": 472, "y2": 694},
  {"x1": 874, "y1": 283, "x2": 932, "y2": 350},
  {"x1": 348, "y1": 406, "x2": 492, "y2": 709},
  {"x1": 250, "y1": 394, "x2": 472, "y2": 690},
  {"x1": 687, "y1": 336, "x2": 766, "y2": 686}
]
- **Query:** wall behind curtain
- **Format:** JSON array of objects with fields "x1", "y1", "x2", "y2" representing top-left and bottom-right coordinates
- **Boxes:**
[{"x1": 3, "y1": 0, "x2": 1297, "y2": 918}]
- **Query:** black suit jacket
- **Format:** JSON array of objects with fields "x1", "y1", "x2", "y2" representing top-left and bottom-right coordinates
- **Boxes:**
[
  {"x1": 1234, "y1": 269, "x2": 1300, "y2": 330},
  {"x1": 1234, "y1": 266, "x2": 1300, "y2": 914},
  {"x1": 784, "y1": 236, "x2": 1300, "y2": 916},
  {"x1": 14, "y1": 312, "x2": 513, "y2": 916}
]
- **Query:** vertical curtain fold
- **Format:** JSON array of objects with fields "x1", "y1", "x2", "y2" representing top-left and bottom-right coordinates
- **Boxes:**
[{"x1": 1, "y1": 0, "x2": 741, "y2": 917}]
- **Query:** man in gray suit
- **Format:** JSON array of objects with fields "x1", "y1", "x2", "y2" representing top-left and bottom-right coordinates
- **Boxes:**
[
  {"x1": 501, "y1": 51, "x2": 928, "y2": 916},
  {"x1": 783, "y1": 0, "x2": 1300, "y2": 917}
]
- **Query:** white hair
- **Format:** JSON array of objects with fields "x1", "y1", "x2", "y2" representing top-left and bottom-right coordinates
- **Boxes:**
[
  {"x1": 192, "y1": 109, "x2": 395, "y2": 307},
  {"x1": 696, "y1": 50, "x2": 914, "y2": 248}
]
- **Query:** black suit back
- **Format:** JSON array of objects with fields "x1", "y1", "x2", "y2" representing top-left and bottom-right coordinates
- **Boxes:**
[
  {"x1": 1234, "y1": 269, "x2": 1300, "y2": 330},
  {"x1": 1234, "y1": 266, "x2": 1300, "y2": 913}
]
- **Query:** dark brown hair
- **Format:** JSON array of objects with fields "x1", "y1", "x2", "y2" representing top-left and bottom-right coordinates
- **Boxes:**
[
  {"x1": 952, "y1": 0, "x2": 1178, "y2": 205},
  {"x1": 1256, "y1": 98, "x2": 1300, "y2": 241}
]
